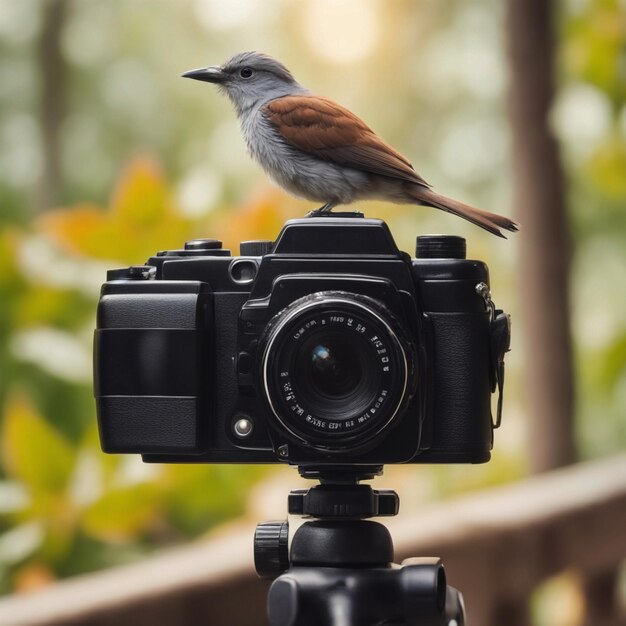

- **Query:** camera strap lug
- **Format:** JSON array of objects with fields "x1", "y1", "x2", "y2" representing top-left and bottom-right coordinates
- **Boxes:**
[
  {"x1": 476, "y1": 282, "x2": 496, "y2": 322},
  {"x1": 490, "y1": 310, "x2": 511, "y2": 429},
  {"x1": 476, "y1": 283, "x2": 511, "y2": 430}
]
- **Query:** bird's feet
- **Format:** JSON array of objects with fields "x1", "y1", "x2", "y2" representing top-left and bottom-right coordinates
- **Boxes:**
[{"x1": 306, "y1": 202, "x2": 336, "y2": 217}]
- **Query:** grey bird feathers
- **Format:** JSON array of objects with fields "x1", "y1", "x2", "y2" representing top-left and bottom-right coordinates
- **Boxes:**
[{"x1": 183, "y1": 52, "x2": 519, "y2": 238}]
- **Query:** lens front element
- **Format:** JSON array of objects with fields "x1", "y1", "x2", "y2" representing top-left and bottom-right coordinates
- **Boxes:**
[
  {"x1": 260, "y1": 292, "x2": 413, "y2": 453},
  {"x1": 307, "y1": 335, "x2": 359, "y2": 398}
]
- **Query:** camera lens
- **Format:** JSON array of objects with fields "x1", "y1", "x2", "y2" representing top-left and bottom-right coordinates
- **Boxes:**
[
  {"x1": 294, "y1": 330, "x2": 380, "y2": 421},
  {"x1": 259, "y1": 292, "x2": 414, "y2": 453}
]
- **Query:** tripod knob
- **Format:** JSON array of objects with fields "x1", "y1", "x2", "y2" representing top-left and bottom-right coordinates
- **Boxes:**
[{"x1": 254, "y1": 521, "x2": 289, "y2": 580}]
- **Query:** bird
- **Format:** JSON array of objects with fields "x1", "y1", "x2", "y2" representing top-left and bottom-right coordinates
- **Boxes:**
[{"x1": 182, "y1": 52, "x2": 518, "y2": 238}]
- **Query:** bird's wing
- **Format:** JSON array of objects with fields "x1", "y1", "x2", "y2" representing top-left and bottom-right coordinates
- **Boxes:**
[{"x1": 263, "y1": 95, "x2": 431, "y2": 187}]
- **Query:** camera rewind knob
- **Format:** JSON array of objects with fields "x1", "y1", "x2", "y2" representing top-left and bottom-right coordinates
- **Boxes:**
[
  {"x1": 415, "y1": 235, "x2": 466, "y2": 259},
  {"x1": 254, "y1": 521, "x2": 289, "y2": 579}
]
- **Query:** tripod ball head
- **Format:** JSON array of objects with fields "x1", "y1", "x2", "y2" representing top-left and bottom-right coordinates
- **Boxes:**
[{"x1": 258, "y1": 475, "x2": 466, "y2": 626}]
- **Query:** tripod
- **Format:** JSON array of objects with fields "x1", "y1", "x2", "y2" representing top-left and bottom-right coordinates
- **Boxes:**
[{"x1": 254, "y1": 466, "x2": 465, "y2": 626}]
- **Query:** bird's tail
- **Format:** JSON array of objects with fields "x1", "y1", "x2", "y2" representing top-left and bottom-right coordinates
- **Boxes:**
[{"x1": 407, "y1": 187, "x2": 519, "y2": 238}]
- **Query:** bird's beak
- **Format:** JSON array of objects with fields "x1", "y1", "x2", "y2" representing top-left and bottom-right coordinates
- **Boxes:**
[{"x1": 182, "y1": 66, "x2": 228, "y2": 84}]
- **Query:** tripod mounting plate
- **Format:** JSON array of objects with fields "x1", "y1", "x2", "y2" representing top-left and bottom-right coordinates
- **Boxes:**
[
  {"x1": 289, "y1": 483, "x2": 399, "y2": 518},
  {"x1": 297, "y1": 465, "x2": 383, "y2": 483}
]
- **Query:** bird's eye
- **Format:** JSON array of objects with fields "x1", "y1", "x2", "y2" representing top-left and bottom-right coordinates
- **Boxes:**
[{"x1": 240, "y1": 67, "x2": 254, "y2": 79}]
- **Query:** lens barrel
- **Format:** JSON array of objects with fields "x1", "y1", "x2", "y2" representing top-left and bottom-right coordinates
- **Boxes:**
[{"x1": 259, "y1": 292, "x2": 414, "y2": 453}]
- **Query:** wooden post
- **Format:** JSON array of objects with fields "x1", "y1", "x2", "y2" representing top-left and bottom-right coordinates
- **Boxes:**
[
  {"x1": 36, "y1": 0, "x2": 69, "y2": 211},
  {"x1": 505, "y1": 0, "x2": 576, "y2": 474},
  {"x1": 583, "y1": 566, "x2": 626, "y2": 626},
  {"x1": 493, "y1": 599, "x2": 532, "y2": 626}
]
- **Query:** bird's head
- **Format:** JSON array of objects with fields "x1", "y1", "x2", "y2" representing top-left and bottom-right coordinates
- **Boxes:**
[{"x1": 182, "y1": 51, "x2": 304, "y2": 115}]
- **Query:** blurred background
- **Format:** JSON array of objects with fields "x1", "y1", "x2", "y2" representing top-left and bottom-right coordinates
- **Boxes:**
[{"x1": 0, "y1": 0, "x2": 624, "y2": 624}]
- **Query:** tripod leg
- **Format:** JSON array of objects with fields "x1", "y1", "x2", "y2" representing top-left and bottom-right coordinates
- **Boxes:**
[{"x1": 268, "y1": 570, "x2": 397, "y2": 626}]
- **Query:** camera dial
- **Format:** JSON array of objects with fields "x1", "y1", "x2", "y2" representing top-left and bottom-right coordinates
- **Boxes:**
[{"x1": 258, "y1": 291, "x2": 415, "y2": 454}]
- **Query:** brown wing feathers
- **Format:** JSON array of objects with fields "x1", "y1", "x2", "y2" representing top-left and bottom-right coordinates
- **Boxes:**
[{"x1": 263, "y1": 96, "x2": 430, "y2": 187}]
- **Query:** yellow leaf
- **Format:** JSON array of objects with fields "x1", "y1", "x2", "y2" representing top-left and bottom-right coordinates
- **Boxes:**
[
  {"x1": 38, "y1": 204, "x2": 109, "y2": 258},
  {"x1": 212, "y1": 187, "x2": 306, "y2": 252},
  {"x1": 0, "y1": 230, "x2": 21, "y2": 288},
  {"x1": 37, "y1": 156, "x2": 195, "y2": 264},
  {"x1": 12, "y1": 562, "x2": 56, "y2": 593},
  {"x1": 80, "y1": 483, "x2": 162, "y2": 542},
  {"x1": 587, "y1": 137, "x2": 626, "y2": 199},
  {"x1": 111, "y1": 156, "x2": 173, "y2": 224},
  {"x1": 1, "y1": 395, "x2": 74, "y2": 496}
]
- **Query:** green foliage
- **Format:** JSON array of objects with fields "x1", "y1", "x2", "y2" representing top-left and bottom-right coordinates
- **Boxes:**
[
  {"x1": 80, "y1": 484, "x2": 163, "y2": 542},
  {"x1": 0, "y1": 160, "x2": 276, "y2": 592},
  {"x1": 162, "y1": 464, "x2": 266, "y2": 536},
  {"x1": 560, "y1": 0, "x2": 626, "y2": 458},
  {"x1": 563, "y1": 0, "x2": 626, "y2": 105},
  {"x1": 586, "y1": 136, "x2": 626, "y2": 200},
  {"x1": 2, "y1": 395, "x2": 74, "y2": 497}
]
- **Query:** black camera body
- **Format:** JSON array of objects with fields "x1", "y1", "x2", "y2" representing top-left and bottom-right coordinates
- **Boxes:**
[{"x1": 94, "y1": 215, "x2": 509, "y2": 467}]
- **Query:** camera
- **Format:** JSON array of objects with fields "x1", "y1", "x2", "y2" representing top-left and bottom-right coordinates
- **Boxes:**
[{"x1": 94, "y1": 214, "x2": 510, "y2": 466}]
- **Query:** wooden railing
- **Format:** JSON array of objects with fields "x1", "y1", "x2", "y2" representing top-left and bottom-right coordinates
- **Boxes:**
[{"x1": 0, "y1": 455, "x2": 624, "y2": 626}]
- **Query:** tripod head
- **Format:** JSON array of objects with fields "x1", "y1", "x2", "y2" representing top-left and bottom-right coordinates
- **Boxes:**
[{"x1": 254, "y1": 466, "x2": 466, "y2": 626}]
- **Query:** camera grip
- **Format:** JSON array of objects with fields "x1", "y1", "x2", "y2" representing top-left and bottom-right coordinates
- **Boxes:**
[
  {"x1": 93, "y1": 284, "x2": 211, "y2": 455},
  {"x1": 419, "y1": 311, "x2": 493, "y2": 463}
]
